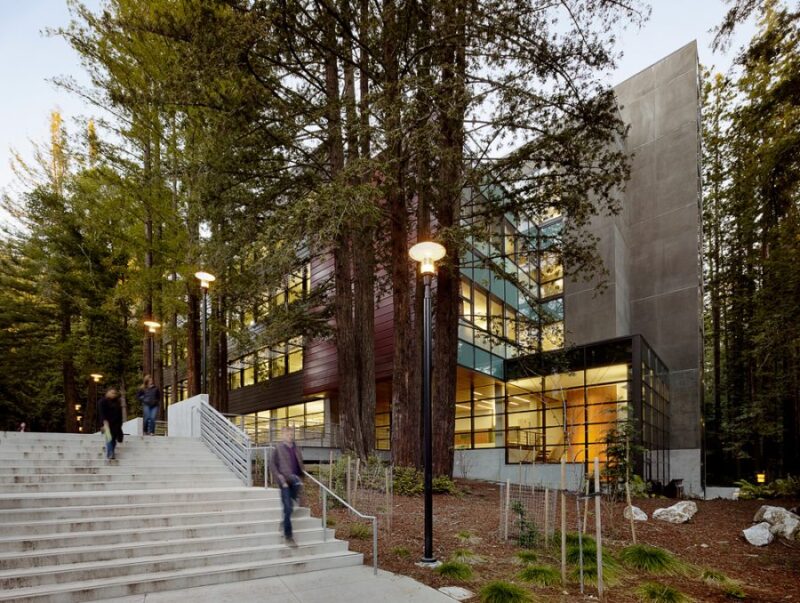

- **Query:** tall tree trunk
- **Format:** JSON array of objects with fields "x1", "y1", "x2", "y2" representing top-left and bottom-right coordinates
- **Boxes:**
[
  {"x1": 62, "y1": 315, "x2": 79, "y2": 433},
  {"x1": 431, "y1": 0, "x2": 466, "y2": 477},
  {"x1": 326, "y1": 10, "x2": 364, "y2": 457},
  {"x1": 383, "y1": 0, "x2": 415, "y2": 467},
  {"x1": 187, "y1": 289, "x2": 202, "y2": 396}
]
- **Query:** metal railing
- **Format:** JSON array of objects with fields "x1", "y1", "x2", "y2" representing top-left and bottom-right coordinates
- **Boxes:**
[
  {"x1": 196, "y1": 403, "x2": 253, "y2": 486},
  {"x1": 222, "y1": 413, "x2": 341, "y2": 449},
  {"x1": 303, "y1": 469, "x2": 378, "y2": 575}
]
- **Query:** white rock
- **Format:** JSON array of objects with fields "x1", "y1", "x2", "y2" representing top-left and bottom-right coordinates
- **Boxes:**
[
  {"x1": 743, "y1": 522, "x2": 774, "y2": 547},
  {"x1": 652, "y1": 501, "x2": 697, "y2": 524},
  {"x1": 673, "y1": 500, "x2": 698, "y2": 519},
  {"x1": 439, "y1": 586, "x2": 474, "y2": 601},
  {"x1": 753, "y1": 505, "x2": 800, "y2": 540},
  {"x1": 624, "y1": 505, "x2": 648, "y2": 521},
  {"x1": 653, "y1": 507, "x2": 691, "y2": 523}
]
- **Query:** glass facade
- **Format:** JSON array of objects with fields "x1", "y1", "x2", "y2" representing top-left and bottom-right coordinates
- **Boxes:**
[
  {"x1": 234, "y1": 399, "x2": 326, "y2": 445},
  {"x1": 229, "y1": 338, "x2": 303, "y2": 390}
]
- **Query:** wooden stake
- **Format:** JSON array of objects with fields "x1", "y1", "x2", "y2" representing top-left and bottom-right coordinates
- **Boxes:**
[
  {"x1": 561, "y1": 457, "x2": 567, "y2": 586},
  {"x1": 544, "y1": 488, "x2": 550, "y2": 546},
  {"x1": 583, "y1": 475, "x2": 590, "y2": 533},
  {"x1": 346, "y1": 457, "x2": 351, "y2": 503},
  {"x1": 625, "y1": 478, "x2": 637, "y2": 544},
  {"x1": 328, "y1": 450, "x2": 334, "y2": 491},
  {"x1": 504, "y1": 479, "x2": 510, "y2": 541},
  {"x1": 594, "y1": 457, "x2": 604, "y2": 600}
]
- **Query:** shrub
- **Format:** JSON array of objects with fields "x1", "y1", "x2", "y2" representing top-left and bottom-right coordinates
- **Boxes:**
[
  {"x1": 511, "y1": 501, "x2": 540, "y2": 549},
  {"x1": 325, "y1": 516, "x2": 336, "y2": 527},
  {"x1": 736, "y1": 475, "x2": 800, "y2": 500},
  {"x1": 393, "y1": 466, "x2": 424, "y2": 496},
  {"x1": 479, "y1": 581, "x2": 533, "y2": 603},
  {"x1": 515, "y1": 550, "x2": 538, "y2": 564},
  {"x1": 572, "y1": 560, "x2": 622, "y2": 587},
  {"x1": 620, "y1": 544, "x2": 688, "y2": 575},
  {"x1": 348, "y1": 523, "x2": 372, "y2": 540},
  {"x1": 436, "y1": 561, "x2": 473, "y2": 580},
  {"x1": 457, "y1": 530, "x2": 481, "y2": 544},
  {"x1": 392, "y1": 467, "x2": 460, "y2": 496},
  {"x1": 700, "y1": 569, "x2": 745, "y2": 599},
  {"x1": 565, "y1": 533, "x2": 596, "y2": 565},
  {"x1": 518, "y1": 564, "x2": 560, "y2": 587},
  {"x1": 451, "y1": 549, "x2": 485, "y2": 565},
  {"x1": 392, "y1": 546, "x2": 410, "y2": 559},
  {"x1": 433, "y1": 475, "x2": 459, "y2": 494},
  {"x1": 636, "y1": 582, "x2": 692, "y2": 603}
]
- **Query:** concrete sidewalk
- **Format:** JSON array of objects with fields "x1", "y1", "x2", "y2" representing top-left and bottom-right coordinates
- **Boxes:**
[{"x1": 99, "y1": 565, "x2": 456, "y2": 603}]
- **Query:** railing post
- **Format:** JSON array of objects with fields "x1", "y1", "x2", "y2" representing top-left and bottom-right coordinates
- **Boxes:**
[
  {"x1": 372, "y1": 517, "x2": 378, "y2": 575},
  {"x1": 322, "y1": 489, "x2": 327, "y2": 541},
  {"x1": 246, "y1": 446, "x2": 253, "y2": 487}
]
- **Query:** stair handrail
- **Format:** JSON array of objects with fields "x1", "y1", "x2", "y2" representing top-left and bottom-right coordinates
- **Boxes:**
[
  {"x1": 303, "y1": 469, "x2": 378, "y2": 575},
  {"x1": 195, "y1": 403, "x2": 252, "y2": 486}
]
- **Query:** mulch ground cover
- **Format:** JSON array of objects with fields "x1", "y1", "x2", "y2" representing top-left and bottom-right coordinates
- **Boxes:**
[{"x1": 306, "y1": 479, "x2": 800, "y2": 602}]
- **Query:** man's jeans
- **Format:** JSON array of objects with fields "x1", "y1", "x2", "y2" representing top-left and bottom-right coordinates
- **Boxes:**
[
  {"x1": 143, "y1": 405, "x2": 158, "y2": 435},
  {"x1": 105, "y1": 437, "x2": 117, "y2": 459},
  {"x1": 280, "y1": 476, "x2": 302, "y2": 538}
]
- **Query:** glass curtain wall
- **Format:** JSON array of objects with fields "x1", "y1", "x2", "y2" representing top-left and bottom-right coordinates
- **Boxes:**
[{"x1": 235, "y1": 399, "x2": 326, "y2": 445}]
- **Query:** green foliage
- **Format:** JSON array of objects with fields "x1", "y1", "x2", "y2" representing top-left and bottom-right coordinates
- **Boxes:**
[
  {"x1": 636, "y1": 582, "x2": 692, "y2": 603},
  {"x1": 629, "y1": 474, "x2": 653, "y2": 498},
  {"x1": 511, "y1": 501, "x2": 540, "y2": 549},
  {"x1": 457, "y1": 530, "x2": 481, "y2": 545},
  {"x1": 517, "y1": 564, "x2": 560, "y2": 587},
  {"x1": 435, "y1": 561, "x2": 473, "y2": 580},
  {"x1": 348, "y1": 523, "x2": 372, "y2": 540},
  {"x1": 451, "y1": 549, "x2": 484, "y2": 565},
  {"x1": 392, "y1": 546, "x2": 410, "y2": 559},
  {"x1": 432, "y1": 475, "x2": 460, "y2": 495},
  {"x1": 515, "y1": 550, "x2": 538, "y2": 564},
  {"x1": 620, "y1": 545, "x2": 688, "y2": 576},
  {"x1": 392, "y1": 466, "x2": 425, "y2": 496},
  {"x1": 735, "y1": 476, "x2": 800, "y2": 500},
  {"x1": 603, "y1": 416, "x2": 646, "y2": 500},
  {"x1": 392, "y1": 467, "x2": 459, "y2": 496},
  {"x1": 565, "y1": 533, "x2": 596, "y2": 564},
  {"x1": 478, "y1": 581, "x2": 533, "y2": 603},
  {"x1": 325, "y1": 516, "x2": 336, "y2": 527},
  {"x1": 701, "y1": 569, "x2": 745, "y2": 599}
]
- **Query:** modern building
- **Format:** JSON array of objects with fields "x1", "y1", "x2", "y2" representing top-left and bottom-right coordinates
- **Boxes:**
[{"x1": 163, "y1": 42, "x2": 703, "y2": 495}]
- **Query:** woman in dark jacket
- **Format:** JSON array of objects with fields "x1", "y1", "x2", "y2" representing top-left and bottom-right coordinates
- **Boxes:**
[{"x1": 99, "y1": 389, "x2": 123, "y2": 460}]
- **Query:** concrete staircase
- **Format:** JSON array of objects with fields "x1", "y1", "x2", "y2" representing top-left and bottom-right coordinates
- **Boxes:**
[{"x1": 0, "y1": 431, "x2": 362, "y2": 602}]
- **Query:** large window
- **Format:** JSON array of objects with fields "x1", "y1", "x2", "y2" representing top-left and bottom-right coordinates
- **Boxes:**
[
  {"x1": 454, "y1": 381, "x2": 502, "y2": 449},
  {"x1": 237, "y1": 399, "x2": 326, "y2": 445},
  {"x1": 228, "y1": 338, "x2": 303, "y2": 390}
]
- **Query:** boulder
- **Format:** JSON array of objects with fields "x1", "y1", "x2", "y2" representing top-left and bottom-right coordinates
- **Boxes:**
[
  {"x1": 439, "y1": 587, "x2": 474, "y2": 601},
  {"x1": 753, "y1": 505, "x2": 800, "y2": 540},
  {"x1": 624, "y1": 505, "x2": 648, "y2": 521},
  {"x1": 673, "y1": 501, "x2": 698, "y2": 519},
  {"x1": 743, "y1": 522, "x2": 774, "y2": 547},
  {"x1": 652, "y1": 501, "x2": 697, "y2": 524}
]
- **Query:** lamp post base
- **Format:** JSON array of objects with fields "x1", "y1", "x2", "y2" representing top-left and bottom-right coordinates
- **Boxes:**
[{"x1": 416, "y1": 559, "x2": 441, "y2": 569}]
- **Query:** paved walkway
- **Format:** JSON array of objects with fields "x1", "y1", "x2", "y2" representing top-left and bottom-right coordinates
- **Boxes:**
[{"x1": 99, "y1": 566, "x2": 455, "y2": 603}]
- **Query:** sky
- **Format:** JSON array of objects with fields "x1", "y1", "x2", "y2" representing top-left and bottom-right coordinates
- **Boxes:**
[{"x1": 0, "y1": 0, "x2": 756, "y2": 198}]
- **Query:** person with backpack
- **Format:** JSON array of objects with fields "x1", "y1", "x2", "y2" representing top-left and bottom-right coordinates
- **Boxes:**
[{"x1": 136, "y1": 375, "x2": 161, "y2": 436}]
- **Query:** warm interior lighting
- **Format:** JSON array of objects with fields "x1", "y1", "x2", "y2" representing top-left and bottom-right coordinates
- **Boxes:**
[
  {"x1": 409, "y1": 241, "x2": 446, "y2": 275},
  {"x1": 194, "y1": 270, "x2": 216, "y2": 290},
  {"x1": 756, "y1": 472, "x2": 766, "y2": 484},
  {"x1": 90, "y1": 373, "x2": 103, "y2": 383},
  {"x1": 74, "y1": 404, "x2": 81, "y2": 411},
  {"x1": 144, "y1": 320, "x2": 161, "y2": 334}
]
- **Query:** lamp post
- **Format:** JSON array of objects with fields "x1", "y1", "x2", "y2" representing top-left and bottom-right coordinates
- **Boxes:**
[
  {"x1": 143, "y1": 320, "x2": 161, "y2": 379},
  {"x1": 409, "y1": 240, "x2": 446, "y2": 564},
  {"x1": 194, "y1": 271, "x2": 216, "y2": 394}
]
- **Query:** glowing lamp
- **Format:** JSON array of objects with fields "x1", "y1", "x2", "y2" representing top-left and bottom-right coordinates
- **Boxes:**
[
  {"x1": 409, "y1": 241, "x2": 446, "y2": 275},
  {"x1": 194, "y1": 271, "x2": 216, "y2": 290}
]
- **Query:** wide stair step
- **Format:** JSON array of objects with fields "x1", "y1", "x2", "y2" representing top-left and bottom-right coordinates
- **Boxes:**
[{"x1": 0, "y1": 431, "x2": 362, "y2": 602}]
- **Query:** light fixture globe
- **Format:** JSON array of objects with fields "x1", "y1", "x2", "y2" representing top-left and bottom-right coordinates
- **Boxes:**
[
  {"x1": 144, "y1": 319, "x2": 162, "y2": 333},
  {"x1": 90, "y1": 373, "x2": 103, "y2": 383},
  {"x1": 194, "y1": 270, "x2": 216, "y2": 289},
  {"x1": 409, "y1": 241, "x2": 446, "y2": 275}
]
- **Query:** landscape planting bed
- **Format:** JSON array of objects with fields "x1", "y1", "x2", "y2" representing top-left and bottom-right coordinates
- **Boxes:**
[{"x1": 308, "y1": 479, "x2": 800, "y2": 602}]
